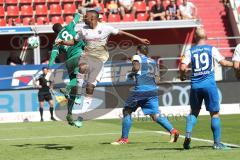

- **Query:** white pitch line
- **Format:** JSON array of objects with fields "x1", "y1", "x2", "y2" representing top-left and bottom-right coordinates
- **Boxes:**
[
  {"x1": 155, "y1": 131, "x2": 240, "y2": 148},
  {"x1": 0, "y1": 131, "x2": 155, "y2": 141}
]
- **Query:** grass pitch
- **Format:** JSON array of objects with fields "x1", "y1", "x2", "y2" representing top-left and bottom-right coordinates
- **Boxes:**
[{"x1": 0, "y1": 114, "x2": 239, "y2": 160}]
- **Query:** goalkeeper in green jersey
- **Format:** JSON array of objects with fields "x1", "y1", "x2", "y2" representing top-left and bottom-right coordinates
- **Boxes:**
[{"x1": 48, "y1": 12, "x2": 85, "y2": 126}]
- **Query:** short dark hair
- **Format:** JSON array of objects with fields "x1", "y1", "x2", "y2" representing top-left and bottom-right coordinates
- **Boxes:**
[
  {"x1": 42, "y1": 67, "x2": 48, "y2": 71},
  {"x1": 52, "y1": 23, "x2": 63, "y2": 34},
  {"x1": 137, "y1": 44, "x2": 149, "y2": 54},
  {"x1": 86, "y1": 10, "x2": 99, "y2": 19}
]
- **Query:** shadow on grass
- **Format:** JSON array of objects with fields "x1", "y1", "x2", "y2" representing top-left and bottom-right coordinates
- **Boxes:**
[
  {"x1": 100, "y1": 141, "x2": 169, "y2": 145},
  {"x1": 12, "y1": 143, "x2": 73, "y2": 150},
  {"x1": 144, "y1": 145, "x2": 215, "y2": 151},
  {"x1": 144, "y1": 147, "x2": 184, "y2": 151}
]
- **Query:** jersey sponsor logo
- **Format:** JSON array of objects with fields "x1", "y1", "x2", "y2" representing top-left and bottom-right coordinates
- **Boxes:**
[{"x1": 193, "y1": 70, "x2": 211, "y2": 76}]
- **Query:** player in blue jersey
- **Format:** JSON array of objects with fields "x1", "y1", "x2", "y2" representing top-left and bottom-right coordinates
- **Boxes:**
[
  {"x1": 111, "y1": 45, "x2": 179, "y2": 145},
  {"x1": 180, "y1": 28, "x2": 233, "y2": 150}
]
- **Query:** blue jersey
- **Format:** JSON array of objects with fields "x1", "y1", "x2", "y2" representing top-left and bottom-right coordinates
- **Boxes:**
[
  {"x1": 132, "y1": 54, "x2": 158, "y2": 94},
  {"x1": 182, "y1": 45, "x2": 224, "y2": 88}
]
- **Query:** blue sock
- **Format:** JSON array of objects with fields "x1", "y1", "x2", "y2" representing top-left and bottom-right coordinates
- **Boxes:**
[
  {"x1": 185, "y1": 114, "x2": 197, "y2": 138},
  {"x1": 121, "y1": 114, "x2": 132, "y2": 138},
  {"x1": 211, "y1": 117, "x2": 221, "y2": 144},
  {"x1": 156, "y1": 116, "x2": 174, "y2": 132}
]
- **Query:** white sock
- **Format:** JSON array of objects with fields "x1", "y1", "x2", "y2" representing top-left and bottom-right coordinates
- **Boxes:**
[
  {"x1": 76, "y1": 73, "x2": 85, "y2": 87},
  {"x1": 81, "y1": 95, "x2": 93, "y2": 113}
]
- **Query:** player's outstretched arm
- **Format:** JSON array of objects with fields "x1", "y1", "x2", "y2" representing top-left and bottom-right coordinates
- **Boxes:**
[
  {"x1": 219, "y1": 59, "x2": 233, "y2": 67},
  {"x1": 212, "y1": 47, "x2": 233, "y2": 67},
  {"x1": 48, "y1": 46, "x2": 59, "y2": 67},
  {"x1": 234, "y1": 61, "x2": 240, "y2": 70},
  {"x1": 118, "y1": 30, "x2": 150, "y2": 45}
]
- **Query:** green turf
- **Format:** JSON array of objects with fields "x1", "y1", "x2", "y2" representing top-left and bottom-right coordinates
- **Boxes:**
[{"x1": 0, "y1": 114, "x2": 239, "y2": 160}]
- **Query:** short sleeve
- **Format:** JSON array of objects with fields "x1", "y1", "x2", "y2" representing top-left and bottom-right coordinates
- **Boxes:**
[
  {"x1": 105, "y1": 24, "x2": 119, "y2": 35},
  {"x1": 179, "y1": 5, "x2": 184, "y2": 12},
  {"x1": 233, "y1": 44, "x2": 240, "y2": 61},
  {"x1": 189, "y1": 2, "x2": 195, "y2": 8},
  {"x1": 212, "y1": 47, "x2": 224, "y2": 62},
  {"x1": 131, "y1": 55, "x2": 142, "y2": 63},
  {"x1": 181, "y1": 50, "x2": 191, "y2": 65}
]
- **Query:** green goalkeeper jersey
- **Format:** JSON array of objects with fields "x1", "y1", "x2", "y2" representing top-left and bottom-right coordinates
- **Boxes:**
[{"x1": 49, "y1": 13, "x2": 85, "y2": 66}]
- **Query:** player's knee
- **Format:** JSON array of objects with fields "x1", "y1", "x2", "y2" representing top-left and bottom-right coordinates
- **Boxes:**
[
  {"x1": 79, "y1": 63, "x2": 88, "y2": 74},
  {"x1": 86, "y1": 83, "x2": 95, "y2": 95},
  {"x1": 70, "y1": 86, "x2": 77, "y2": 94},
  {"x1": 210, "y1": 111, "x2": 219, "y2": 118},
  {"x1": 49, "y1": 101, "x2": 54, "y2": 107},
  {"x1": 150, "y1": 114, "x2": 158, "y2": 122},
  {"x1": 191, "y1": 109, "x2": 200, "y2": 117},
  {"x1": 123, "y1": 108, "x2": 132, "y2": 116}
]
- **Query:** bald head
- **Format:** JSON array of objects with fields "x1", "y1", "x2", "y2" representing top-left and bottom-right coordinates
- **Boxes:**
[
  {"x1": 85, "y1": 10, "x2": 99, "y2": 28},
  {"x1": 195, "y1": 27, "x2": 207, "y2": 41},
  {"x1": 86, "y1": 10, "x2": 99, "y2": 19}
]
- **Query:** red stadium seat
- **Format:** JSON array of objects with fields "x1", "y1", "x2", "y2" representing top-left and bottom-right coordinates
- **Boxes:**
[
  {"x1": 123, "y1": 14, "x2": 135, "y2": 22},
  {"x1": 21, "y1": 5, "x2": 33, "y2": 16},
  {"x1": 62, "y1": 0, "x2": 75, "y2": 3},
  {"x1": 19, "y1": 0, "x2": 33, "y2": 4},
  {"x1": 0, "y1": 18, "x2": 6, "y2": 26},
  {"x1": 36, "y1": 5, "x2": 48, "y2": 16},
  {"x1": 33, "y1": 0, "x2": 46, "y2": 4},
  {"x1": 134, "y1": 1, "x2": 147, "y2": 13},
  {"x1": 0, "y1": 0, "x2": 4, "y2": 5},
  {"x1": 51, "y1": 16, "x2": 64, "y2": 24},
  {"x1": 177, "y1": 0, "x2": 182, "y2": 6},
  {"x1": 7, "y1": 6, "x2": 19, "y2": 17},
  {"x1": 0, "y1": 6, "x2": 4, "y2": 17},
  {"x1": 97, "y1": 3, "x2": 105, "y2": 14},
  {"x1": 238, "y1": 6, "x2": 240, "y2": 14},
  {"x1": 65, "y1": 15, "x2": 73, "y2": 24},
  {"x1": 163, "y1": 0, "x2": 170, "y2": 9},
  {"x1": 137, "y1": 13, "x2": 149, "y2": 21},
  {"x1": 148, "y1": 0, "x2": 156, "y2": 11},
  {"x1": 49, "y1": 4, "x2": 62, "y2": 15},
  {"x1": 22, "y1": 17, "x2": 35, "y2": 25},
  {"x1": 37, "y1": 16, "x2": 49, "y2": 24},
  {"x1": 47, "y1": 0, "x2": 59, "y2": 3},
  {"x1": 63, "y1": 3, "x2": 76, "y2": 14},
  {"x1": 5, "y1": 0, "x2": 18, "y2": 5},
  {"x1": 107, "y1": 14, "x2": 120, "y2": 22},
  {"x1": 7, "y1": 17, "x2": 21, "y2": 25},
  {"x1": 101, "y1": 14, "x2": 107, "y2": 22}
]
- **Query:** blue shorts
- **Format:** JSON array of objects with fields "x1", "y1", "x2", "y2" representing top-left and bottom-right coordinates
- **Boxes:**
[
  {"x1": 124, "y1": 95, "x2": 159, "y2": 115},
  {"x1": 190, "y1": 87, "x2": 220, "y2": 112}
]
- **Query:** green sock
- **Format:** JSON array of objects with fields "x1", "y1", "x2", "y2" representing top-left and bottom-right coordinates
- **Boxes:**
[
  {"x1": 67, "y1": 96, "x2": 75, "y2": 115},
  {"x1": 66, "y1": 78, "x2": 77, "y2": 97}
]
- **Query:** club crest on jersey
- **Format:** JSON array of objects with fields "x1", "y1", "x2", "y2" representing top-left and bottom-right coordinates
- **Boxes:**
[{"x1": 98, "y1": 30, "x2": 102, "y2": 34}]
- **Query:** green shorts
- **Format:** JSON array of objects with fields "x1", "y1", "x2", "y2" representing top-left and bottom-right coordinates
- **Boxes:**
[{"x1": 66, "y1": 54, "x2": 80, "y2": 79}]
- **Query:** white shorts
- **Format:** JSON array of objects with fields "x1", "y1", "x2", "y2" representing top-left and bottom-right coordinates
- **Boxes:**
[{"x1": 79, "y1": 55, "x2": 104, "y2": 86}]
